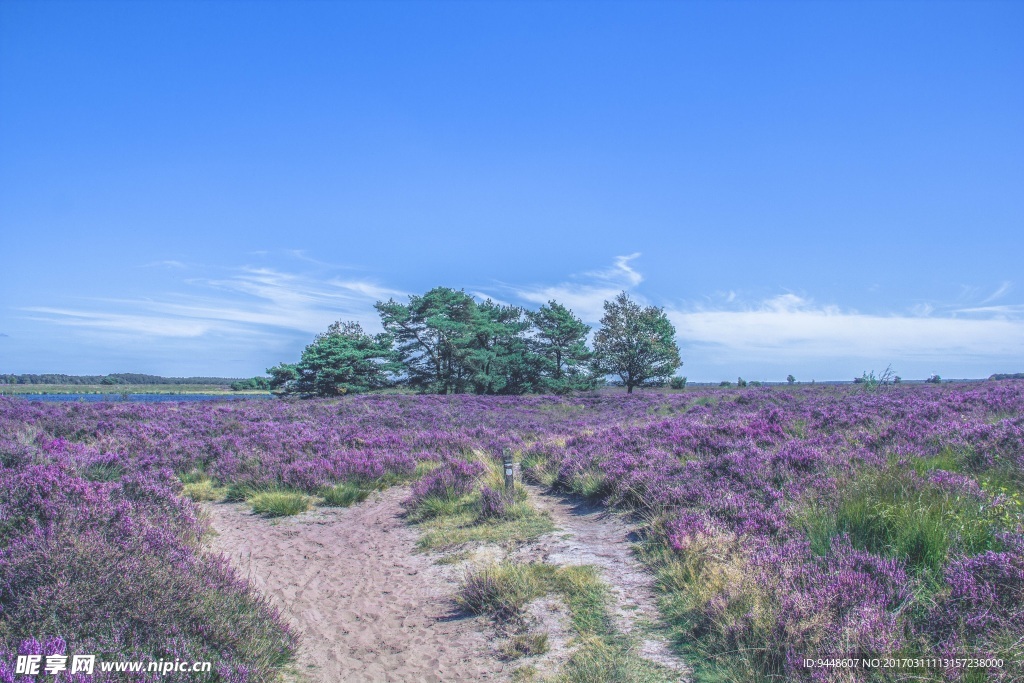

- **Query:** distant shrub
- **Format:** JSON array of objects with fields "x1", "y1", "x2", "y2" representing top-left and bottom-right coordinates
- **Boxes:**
[
  {"x1": 857, "y1": 365, "x2": 898, "y2": 390},
  {"x1": 669, "y1": 376, "x2": 688, "y2": 390},
  {"x1": 230, "y1": 376, "x2": 271, "y2": 391},
  {"x1": 736, "y1": 377, "x2": 748, "y2": 388},
  {"x1": 719, "y1": 380, "x2": 733, "y2": 387},
  {"x1": 989, "y1": 373, "x2": 1024, "y2": 381},
  {"x1": 787, "y1": 374, "x2": 796, "y2": 384},
  {"x1": 926, "y1": 374, "x2": 942, "y2": 384}
]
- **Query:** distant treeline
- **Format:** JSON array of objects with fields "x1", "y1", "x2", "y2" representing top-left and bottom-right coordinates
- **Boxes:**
[
  {"x1": 990, "y1": 373, "x2": 1024, "y2": 381},
  {"x1": 0, "y1": 373, "x2": 241, "y2": 386}
]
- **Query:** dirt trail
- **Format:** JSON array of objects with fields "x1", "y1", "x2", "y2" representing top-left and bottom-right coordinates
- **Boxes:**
[
  {"x1": 518, "y1": 484, "x2": 690, "y2": 678},
  {"x1": 204, "y1": 488, "x2": 508, "y2": 683}
]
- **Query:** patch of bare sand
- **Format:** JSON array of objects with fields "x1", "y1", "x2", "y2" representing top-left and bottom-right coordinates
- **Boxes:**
[
  {"x1": 520, "y1": 596, "x2": 573, "y2": 678},
  {"x1": 204, "y1": 488, "x2": 508, "y2": 683},
  {"x1": 517, "y1": 484, "x2": 690, "y2": 678}
]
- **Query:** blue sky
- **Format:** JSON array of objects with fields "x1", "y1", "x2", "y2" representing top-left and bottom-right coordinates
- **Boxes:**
[{"x1": 1, "y1": 0, "x2": 1021, "y2": 382}]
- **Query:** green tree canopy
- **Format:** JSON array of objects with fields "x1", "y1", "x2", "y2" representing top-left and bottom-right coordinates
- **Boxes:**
[
  {"x1": 375, "y1": 288, "x2": 542, "y2": 394},
  {"x1": 270, "y1": 321, "x2": 400, "y2": 396},
  {"x1": 465, "y1": 299, "x2": 536, "y2": 395},
  {"x1": 375, "y1": 287, "x2": 477, "y2": 393},
  {"x1": 591, "y1": 292, "x2": 682, "y2": 394},
  {"x1": 528, "y1": 301, "x2": 596, "y2": 394},
  {"x1": 266, "y1": 363, "x2": 299, "y2": 393}
]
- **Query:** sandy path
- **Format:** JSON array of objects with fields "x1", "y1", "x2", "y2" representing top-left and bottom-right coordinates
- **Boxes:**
[
  {"x1": 204, "y1": 489, "x2": 508, "y2": 683},
  {"x1": 518, "y1": 484, "x2": 690, "y2": 678}
]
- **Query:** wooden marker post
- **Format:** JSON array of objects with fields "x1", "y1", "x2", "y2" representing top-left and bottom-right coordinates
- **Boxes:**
[{"x1": 503, "y1": 449, "x2": 514, "y2": 492}]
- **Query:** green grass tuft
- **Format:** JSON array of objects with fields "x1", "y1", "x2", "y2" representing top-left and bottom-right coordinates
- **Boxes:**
[
  {"x1": 500, "y1": 632, "x2": 550, "y2": 659},
  {"x1": 319, "y1": 481, "x2": 370, "y2": 507},
  {"x1": 415, "y1": 495, "x2": 554, "y2": 550},
  {"x1": 183, "y1": 479, "x2": 224, "y2": 502},
  {"x1": 411, "y1": 494, "x2": 465, "y2": 521},
  {"x1": 801, "y1": 467, "x2": 1004, "y2": 572},
  {"x1": 556, "y1": 637, "x2": 677, "y2": 683},
  {"x1": 908, "y1": 448, "x2": 962, "y2": 475},
  {"x1": 225, "y1": 481, "x2": 268, "y2": 502},
  {"x1": 82, "y1": 461, "x2": 125, "y2": 482},
  {"x1": 522, "y1": 449, "x2": 559, "y2": 487},
  {"x1": 249, "y1": 491, "x2": 311, "y2": 517},
  {"x1": 567, "y1": 469, "x2": 609, "y2": 500},
  {"x1": 457, "y1": 562, "x2": 549, "y2": 619},
  {"x1": 511, "y1": 664, "x2": 541, "y2": 681}
]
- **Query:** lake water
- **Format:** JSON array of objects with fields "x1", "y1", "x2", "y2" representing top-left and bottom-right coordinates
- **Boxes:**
[{"x1": 3, "y1": 393, "x2": 274, "y2": 403}]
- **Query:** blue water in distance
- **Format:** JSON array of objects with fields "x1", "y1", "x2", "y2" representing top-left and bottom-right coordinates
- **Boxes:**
[{"x1": 3, "y1": 393, "x2": 274, "y2": 403}]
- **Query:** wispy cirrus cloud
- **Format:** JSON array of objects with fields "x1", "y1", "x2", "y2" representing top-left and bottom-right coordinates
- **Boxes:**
[
  {"x1": 953, "y1": 303, "x2": 1024, "y2": 317},
  {"x1": 24, "y1": 308, "x2": 217, "y2": 338},
  {"x1": 582, "y1": 253, "x2": 644, "y2": 288},
  {"x1": 143, "y1": 260, "x2": 189, "y2": 270},
  {"x1": 22, "y1": 266, "x2": 405, "y2": 341},
  {"x1": 981, "y1": 281, "x2": 1012, "y2": 304},
  {"x1": 495, "y1": 253, "x2": 644, "y2": 321}
]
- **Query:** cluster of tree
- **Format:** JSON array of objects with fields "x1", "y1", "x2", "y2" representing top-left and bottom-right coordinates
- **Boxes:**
[
  {"x1": 719, "y1": 377, "x2": 764, "y2": 388},
  {"x1": 0, "y1": 373, "x2": 241, "y2": 386},
  {"x1": 229, "y1": 377, "x2": 271, "y2": 391},
  {"x1": 268, "y1": 288, "x2": 682, "y2": 397},
  {"x1": 989, "y1": 373, "x2": 1024, "y2": 381}
]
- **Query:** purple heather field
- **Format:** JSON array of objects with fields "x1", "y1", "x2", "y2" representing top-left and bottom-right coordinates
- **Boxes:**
[{"x1": 1, "y1": 384, "x2": 1022, "y2": 681}]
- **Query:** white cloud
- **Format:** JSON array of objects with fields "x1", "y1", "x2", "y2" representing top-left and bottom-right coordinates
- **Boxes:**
[
  {"x1": 21, "y1": 266, "x2": 404, "y2": 340},
  {"x1": 497, "y1": 253, "x2": 645, "y2": 321},
  {"x1": 25, "y1": 308, "x2": 215, "y2": 338},
  {"x1": 910, "y1": 303, "x2": 935, "y2": 317},
  {"x1": 470, "y1": 291, "x2": 513, "y2": 306},
  {"x1": 953, "y1": 304, "x2": 1024, "y2": 317},
  {"x1": 583, "y1": 253, "x2": 643, "y2": 287},
  {"x1": 144, "y1": 260, "x2": 188, "y2": 269},
  {"x1": 667, "y1": 295, "x2": 1024, "y2": 361},
  {"x1": 981, "y1": 281, "x2": 1012, "y2": 304}
]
